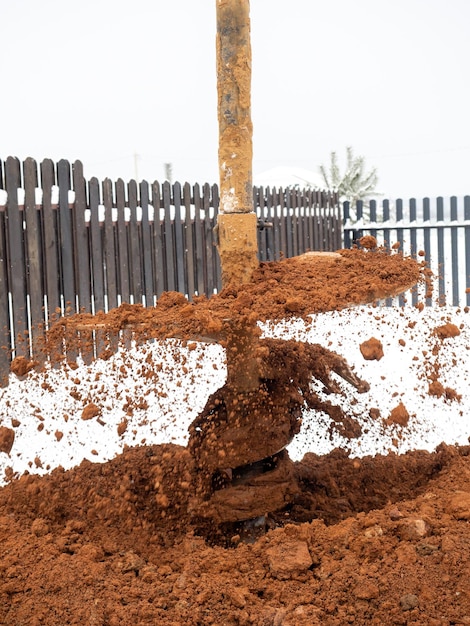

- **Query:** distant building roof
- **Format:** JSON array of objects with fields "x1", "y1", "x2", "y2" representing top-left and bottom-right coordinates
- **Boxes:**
[{"x1": 253, "y1": 166, "x2": 325, "y2": 190}]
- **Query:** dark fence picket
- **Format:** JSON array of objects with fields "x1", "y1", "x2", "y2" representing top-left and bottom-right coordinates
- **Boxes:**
[
  {"x1": 422, "y1": 198, "x2": 433, "y2": 307},
  {"x1": 23, "y1": 157, "x2": 45, "y2": 360},
  {"x1": 256, "y1": 187, "x2": 267, "y2": 261},
  {"x1": 301, "y1": 190, "x2": 310, "y2": 252},
  {"x1": 284, "y1": 189, "x2": 293, "y2": 259},
  {"x1": 88, "y1": 177, "x2": 106, "y2": 359},
  {"x1": 193, "y1": 183, "x2": 205, "y2": 296},
  {"x1": 72, "y1": 161, "x2": 91, "y2": 314},
  {"x1": 89, "y1": 178, "x2": 105, "y2": 314},
  {"x1": 212, "y1": 184, "x2": 222, "y2": 291},
  {"x1": 102, "y1": 178, "x2": 118, "y2": 311},
  {"x1": 278, "y1": 188, "x2": 287, "y2": 257},
  {"x1": 140, "y1": 180, "x2": 154, "y2": 306},
  {"x1": 173, "y1": 182, "x2": 186, "y2": 295},
  {"x1": 57, "y1": 160, "x2": 76, "y2": 314},
  {"x1": 128, "y1": 179, "x2": 142, "y2": 302},
  {"x1": 73, "y1": 163, "x2": 94, "y2": 365},
  {"x1": 270, "y1": 188, "x2": 281, "y2": 261},
  {"x1": 436, "y1": 197, "x2": 446, "y2": 306},
  {"x1": 115, "y1": 179, "x2": 130, "y2": 303},
  {"x1": 450, "y1": 196, "x2": 459, "y2": 306},
  {"x1": 40, "y1": 160, "x2": 61, "y2": 327},
  {"x1": 409, "y1": 198, "x2": 419, "y2": 307},
  {"x1": 182, "y1": 182, "x2": 195, "y2": 298},
  {"x1": 303, "y1": 191, "x2": 310, "y2": 252},
  {"x1": 203, "y1": 183, "x2": 216, "y2": 295},
  {"x1": 395, "y1": 199, "x2": 406, "y2": 306},
  {"x1": 465, "y1": 196, "x2": 470, "y2": 307},
  {"x1": 5, "y1": 157, "x2": 28, "y2": 358},
  {"x1": 0, "y1": 166, "x2": 10, "y2": 384},
  {"x1": 151, "y1": 181, "x2": 165, "y2": 298},
  {"x1": 319, "y1": 191, "x2": 329, "y2": 249},
  {"x1": 265, "y1": 187, "x2": 275, "y2": 260},
  {"x1": 162, "y1": 181, "x2": 175, "y2": 293},
  {"x1": 327, "y1": 194, "x2": 338, "y2": 250}
]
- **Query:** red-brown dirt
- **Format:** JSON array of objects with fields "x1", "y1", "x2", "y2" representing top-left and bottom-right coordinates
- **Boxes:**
[
  {"x1": 3, "y1": 244, "x2": 464, "y2": 624},
  {"x1": 2, "y1": 443, "x2": 470, "y2": 624}
]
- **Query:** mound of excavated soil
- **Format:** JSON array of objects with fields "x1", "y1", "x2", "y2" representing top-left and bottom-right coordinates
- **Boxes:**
[
  {"x1": 3, "y1": 244, "x2": 454, "y2": 624},
  {"x1": 2, "y1": 443, "x2": 470, "y2": 625}
]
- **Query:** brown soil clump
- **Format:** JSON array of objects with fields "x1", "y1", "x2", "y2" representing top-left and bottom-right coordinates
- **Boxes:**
[
  {"x1": 423, "y1": 319, "x2": 463, "y2": 402},
  {"x1": 359, "y1": 337, "x2": 384, "y2": 361},
  {"x1": 41, "y1": 247, "x2": 423, "y2": 357},
  {"x1": 1, "y1": 443, "x2": 470, "y2": 624},
  {"x1": 386, "y1": 402, "x2": 411, "y2": 427},
  {"x1": 10, "y1": 355, "x2": 37, "y2": 377},
  {"x1": 0, "y1": 426, "x2": 15, "y2": 454}
]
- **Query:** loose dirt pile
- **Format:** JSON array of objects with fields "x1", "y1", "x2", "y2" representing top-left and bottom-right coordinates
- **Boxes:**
[
  {"x1": 4, "y1": 244, "x2": 466, "y2": 624},
  {"x1": 2, "y1": 443, "x2": 470, "y2": 624},
  {"x1": 39, "y1": 247, "x2": 424, "y2": 358}
]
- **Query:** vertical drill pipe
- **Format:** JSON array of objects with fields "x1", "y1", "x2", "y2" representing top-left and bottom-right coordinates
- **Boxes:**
[{"x1": 216, "y1": 0, "x2": 258, "y2": 288}]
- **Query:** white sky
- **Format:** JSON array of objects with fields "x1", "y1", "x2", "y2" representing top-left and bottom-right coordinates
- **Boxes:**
[{"x1": 2, "y1": 0, "x2": 470, "y2": 199}]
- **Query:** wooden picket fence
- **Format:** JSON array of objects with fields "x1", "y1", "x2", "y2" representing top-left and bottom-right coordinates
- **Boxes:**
[{"x1": 0, "y1": 156, "x2": 341, "y2": 383}]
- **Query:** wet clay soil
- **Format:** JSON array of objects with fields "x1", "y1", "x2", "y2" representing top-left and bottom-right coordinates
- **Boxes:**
[
  {"x1": 42, "y1": 248, "x2": 424, "y2": 354},
  {"x1": 3, "y1": 444, "x2": 470, "y2": 625},
  {"x1": 4, "y1": 245, "x2": 468, "y2": 624}
]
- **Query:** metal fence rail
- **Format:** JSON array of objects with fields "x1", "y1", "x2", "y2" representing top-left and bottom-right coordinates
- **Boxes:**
[{"x1": 343, "y1": 196, "x2": 470, "y2": 308}]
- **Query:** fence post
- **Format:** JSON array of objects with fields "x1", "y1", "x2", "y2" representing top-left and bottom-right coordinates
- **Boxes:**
[
  {"x1": 0, "y1": 161, "x2": 10, "y2": 385},
  {"x1": 115, "y1": 179, "x2": 130, "y2": 303},
  {"x1": 450, "y1": 196, "x2": 459, "y2": 306},
  {"x1": 173, "y1": 181, "x2": 186, "y2": 296},
  {"x1": 57, "y1": 160, "x2": 76, "y2": 314},
  {"x1": 343, "y1": 200, "x2": 351, "y2": 248},
  {"x1": 409, "y1": 198, "x2": 418, "y2": 306},
  {"x1": 102, "y1": 177, "x2": 118, "y2": 311},
  {"x1": 5, "y1": 157, "x2": 28, "y2": 358},
  {"x1": 422, "y1": 197, "x2": 432, "y2": 306},
  {"x1": 465, "y1": 196, "x2": 470, "y2": 307},
  {"x1": 89, "y1": 177, "x2": 105, "y2": 313},
  {"x1": 23, "y1": 157, "x2": 45, "y2": 361},
  {"x1": 128, "y1": 179, "x2": 142, "y2": 302},
  {"x1": 140, "y1": 180, "x2": 154, "y2": 306},
  {"x1": 436, "y1": 196, "x2": 445, "y2": 306},
  {"x1": 73, "y1": 161, "x2": 92, "y2": 314},
  {"x1": 396, "y1": 198, "x2": 405, "y2": 306}
]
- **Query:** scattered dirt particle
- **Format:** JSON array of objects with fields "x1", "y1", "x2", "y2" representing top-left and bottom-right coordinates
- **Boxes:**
[
  {"x1": 81, "y1": 402, "x2": 101, "y2": 421},
  {"x1": 117, "y1": 419, "x2": 128, "y2": 436},
  {"x1": 359, "y1": 235, "x2": 377, "y2": 249},
  {"x1": 434, "y1": 323, "x2": 461, "y2": 340},
  {"x1": 359, "y1": 337, "x2": 384, "y2": 360},
  {"x1": 0, "y1": 426, "x2": 15, "y2": 454},
  {"x1": 10, "y1": 355, "x2": 37, "y2": 377},
  {"x1": 387, "y1": 402, "x2": 410, "y2": 427}
]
